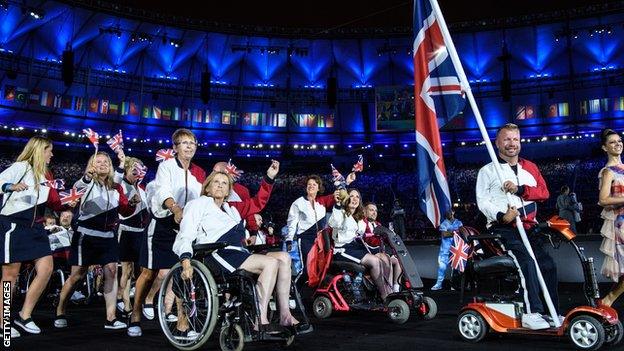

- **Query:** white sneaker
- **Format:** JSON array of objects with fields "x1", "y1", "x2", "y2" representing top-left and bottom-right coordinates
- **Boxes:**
[
  {"x1": 104, "y1": 319, "x2": 127, "y2": 330},
  {"x1": 430, "y1": 284, "x2": 442, "y2": 291},
  {"x1": 393, "y1": 284, "x2": 401, "y2": 293},
  {"x1": 11, "y1": 327, "x2": 20, "y2": 338},
  {"x1": 142, "y1": 304, "x2": 155, "y2": 320},
  {"x1": 543, "y1": 314, "x2": 565, "y2": 327},
  {"x1": 54, "y1": 315, "x2": 68, "y2": 328},
  {"x1": 70, "y1": 291, "x2": 86, "y2": 301},
  {"x1": 173, "y1": 329, "x2": 199, "y2": 341},
  {"x1": 129, "y1": 287, "x2": 135, "y2": 298},
  {"x1": 165, "y1": 313, "x2": 178, "y2": 322},
  {"x1": 521, "y1": 313, "x2": 551, "y2": 330},
  {"x1": 127, "y1": 323, "x2": 142, "y2": 337},
  {"x1": 14, "y1": 316, "x2": 41, "y2": 334}
]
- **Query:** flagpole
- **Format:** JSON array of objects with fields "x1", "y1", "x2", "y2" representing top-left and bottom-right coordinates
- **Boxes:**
[{"x1": 427, "y1": 0, "x2": 560, "y2": 327}]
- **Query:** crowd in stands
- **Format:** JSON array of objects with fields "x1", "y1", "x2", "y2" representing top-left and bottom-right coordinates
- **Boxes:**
[{"x1": 0, "y1": 148, "x2": 610, "y2": 240}]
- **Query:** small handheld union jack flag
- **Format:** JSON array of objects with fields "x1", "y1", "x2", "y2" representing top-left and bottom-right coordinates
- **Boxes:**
[
  {"x1": 155, "y1": 149, "x2": 176, "y2": 162},
  {"x1": 59, "y1": 187, "x2": 87, "y2": 205},
  {"x1": 352, "y1": 155, "x2": 364, "y2": 173},
  {"x1": 40, "y1": 179, "x2": 65, "y2": 190},
  {"x1": 449, "y1": 232, "x2": 471, "y2": 272},
  {"x1": 330, "y1": 164, "x2": 346, "y2": 190},
  {"x1": 225, "y1": 159, "x2": 244, "y2": 180},
  {"x1": 82, "y1": 128, "x2": 99, "y2": 148},
  {"x1": 132, "y1": 162, "x2": 147, "y2": 183},
  {"x1": 106, "y1": 131, "x2": 124, "y2": 153}
]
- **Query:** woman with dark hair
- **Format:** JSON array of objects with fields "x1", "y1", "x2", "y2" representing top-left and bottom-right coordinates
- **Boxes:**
[
  {"x1": 329, "y1": 188, "x2": 390, "y2": 299},
  {"x1": 285, "y1": 173, "x2": 355, "y2": 272},
  {"x1": 1, "y1": 136, "x2": 69, "y2": 337},
  {"x1": 597, "y1": 128, "x2": 624, "y2": 307}
]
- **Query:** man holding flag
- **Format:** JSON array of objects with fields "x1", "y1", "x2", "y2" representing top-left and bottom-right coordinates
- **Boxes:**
[{"x1": 476, "y1": 123, "x2": 560, "y2": 330}]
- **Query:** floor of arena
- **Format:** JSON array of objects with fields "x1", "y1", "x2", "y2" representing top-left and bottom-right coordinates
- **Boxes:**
[{"x1": 11, "y1": 281, "x2": 624, "y2": 351}]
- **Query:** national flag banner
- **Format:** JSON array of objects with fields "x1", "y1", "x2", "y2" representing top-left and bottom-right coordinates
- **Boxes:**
[
  {"x1": 182, "y1": 108, "x2": 190, "y2": 121},
  {"x1": 15, "y1": 87, "x2": 28, "y2": 104},
  {"x1": 142, "y1": 106, "x2": 151, "y2": 118},
  {"x1": 225, "y1": 159, "x2": 244, "y2": 180},
  {"x1": 100, "y1": 99, "x2": 109, "y2": 114},
  {"x1": 61, "y1": 95, "x2": 73, "y2": 109},
  {"x1": 204, "y1": 109, "x2": 210, "y2": 123},
  {"x1": 132, "y1": 162, "x2": 147, "y2": 182},
  {"x1": 106, "y1": 131, "x2": 124, "y2": 152},
  {"x1": 53, "y1": 94, "x2": 63, "y2": 108},
  {"x1": 449, "y1": 232, "x2": 471, "y2": 272},
  {"x1": 40, "y1": 90, "x2": 54, "y2": 107},
  {"x1": 28, "y1": 91, "x2": 40, "y2": 105},
  {"x1": 155, "y1": 149, "x2": 176, "y2": 162},
  {"x1": 40, "y1": 178, "x2": 65, "y2": 190},
  {"x1": 153, "y1": 106, "x2": 162, "y2": 119},
  {"x1": 59, "y1": 187, "x2": 87, "y2": 205},
  {"x1": 3, "y1": 85, "x2": 16, "y2": 101},
  {"x1": 326, "y1": 115, "x2": 334, "y2": 128},
  {"x1": 121, "y1": 101, "x2": 130, "y2": 116},
  {"x1": 74, "y1": 97, "x2": 85, "y2": 111},
  {"x1": 129, "y1": 102, "x2": 139, "y2": 116},
  {"x1": 109, "y1": 102, "x2": 119, "y2": 115},
  {"x1": 173, "y1": 107, "x2": 180, "y2": 121},
  {"x1": 82, "y1": 128, "x2": 99, "y2": 148},
  {"x1": 88, "y1": 98, "x2": 99, "y2": 113},
  {"x1": 413, "y1": 0, "x2": 466, "y2": 227},
  {"x1": 162, "y1": 109, "x2": 172, "y2": 120},
  {"x1": 352, "y1": 155, "x2": 364, "y2": 172}
]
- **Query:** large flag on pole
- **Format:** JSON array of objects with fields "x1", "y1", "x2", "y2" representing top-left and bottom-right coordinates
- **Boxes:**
[{"x1": 413, "y1": 0, "x2": 466, "y2": 227}]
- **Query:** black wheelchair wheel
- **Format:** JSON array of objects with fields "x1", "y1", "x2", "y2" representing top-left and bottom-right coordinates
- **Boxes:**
[
  {"x1": 219, "y1": 324, "x2": 245, "y2": 351},
  {"x1": 158, "y1": 260, "x2": 219, "y2": 351}
]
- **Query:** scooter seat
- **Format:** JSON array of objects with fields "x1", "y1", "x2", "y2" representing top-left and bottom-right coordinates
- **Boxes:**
[
  {"x1": 329, "y1": 261, "x2": 367, "y2": 275},
  {"x1": 473, "y1": 255, "x2": 517, "y2": 276}
]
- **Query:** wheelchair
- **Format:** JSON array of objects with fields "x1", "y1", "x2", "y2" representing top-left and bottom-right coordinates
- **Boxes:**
[
  {"x1": 157, "y1": 242, "x2": 308, "y2": 351},
  {"x1": 309, "y1": 227, "x2": 437, "y2": 324},
  {"x1": 455, "y1": 216, "x2": 622, "y2": 350}
]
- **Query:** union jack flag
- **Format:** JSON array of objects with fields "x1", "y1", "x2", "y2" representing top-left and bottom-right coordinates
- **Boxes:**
[
  {"x1": 352, "y1": 155, "x2": 364, "y2": 173},
  {"x1": 132, "y1": 163, "x2": 147, "y2": 182},
  {"x1": 449, "y1": 232, "x2": 471, "y2": 272},
  {"x1": 106, "y1": 131, "x2": 124, "y2": 152},
  {"x1": 82, "y1": 128, "x2": 99, "y2": 148},
  {"x1": 330, "y1": 164, "x2": 346, "y2": 189},
  {"x1": 40, "y1": 179, "x2": 65, "y2": 190},
  {"x1": 225, "y1": 159, "x2": 244, "y2": 180},
  {"x1": 413, "y1": 0, "x2": 466, "y2": 227},
  {"x1": 155, "y1": 149, "x2": 176, "y2": 162},
  {"x1": 59, "y1": 187, "x2": 87, "y2": 205}
]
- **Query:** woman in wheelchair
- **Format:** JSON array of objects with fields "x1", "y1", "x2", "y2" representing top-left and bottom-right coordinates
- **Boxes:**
[
  {"x1": 328, "y1": 188, "x2": 391, "y2": 299},
  {"x1": 173, "y1": 160, "x2": 301, "y2": 332}
]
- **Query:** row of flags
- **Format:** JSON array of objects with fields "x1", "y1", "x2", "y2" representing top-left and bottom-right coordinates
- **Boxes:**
[{"x1": 2, "y1": 85, "x2": 332, "y2": 129}]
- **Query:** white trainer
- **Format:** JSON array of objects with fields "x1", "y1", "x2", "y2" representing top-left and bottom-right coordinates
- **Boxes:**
[
  {"x1": 142, "y1": 305, "x2": 155, "y2": 320},
  {"x1": 521, "y1": 313, "x2": 551, "y2": 330}
]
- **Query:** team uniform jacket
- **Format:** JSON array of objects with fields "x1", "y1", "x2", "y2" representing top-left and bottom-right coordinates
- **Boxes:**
[
  {"x1": 328, "y1": 206, "x2": 366, "y2": 248},
  {"x1": 476, "y1": 158, "x2": 549, "y2": 229},
  {"x1": 0, "y1": 161, "x2": 65, "y2": 221},
  {"x1": 173, "y1": 177, "x2": 274, "y2": 259},
  {"x1": 74, "y1": 176, "x2": 135, "y2": 238},
  {"x1": 151, "y1": 158, "x2": 206, "y2": 217},
  {"x1": 114, "y1": 169, "x2": 149, "y2": 231},
  {"x1": 285, "y1": 194, "x2": 335, "y2": 241}
]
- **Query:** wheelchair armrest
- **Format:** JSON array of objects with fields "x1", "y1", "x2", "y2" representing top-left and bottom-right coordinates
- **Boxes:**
[
  {"x1": 193, "y1": 242, "x2": 228, "y2": 257},
  {"x1": 468, "y1": 234, "x2": 501, "y2": 241},
  {"x1": 246, "y1": 243, "x2": 279, "y2": 253}
]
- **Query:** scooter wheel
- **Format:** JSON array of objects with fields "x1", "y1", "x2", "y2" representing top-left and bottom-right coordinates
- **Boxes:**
[
  {"x1": 457, "y1": 310, "x2": 488, "y2": 343},
  {"x1": 568, "y1": 315, "x2": 605, "y2": 351},
  {"x1": 604, "y1": 320, "x2": 623, "y2": 347},
  {"x1": 421, "y1": 296, "x2": 438, "y2": 320},
  {"x1": 312, "y1": 296, "x2": 333, "y2": 319},
  {"x1": 387, "y1": 299, "x2": 410, "y2": 324},
  {"x1": 219, "y1": 324, "x2": 244, "y2": 351}
]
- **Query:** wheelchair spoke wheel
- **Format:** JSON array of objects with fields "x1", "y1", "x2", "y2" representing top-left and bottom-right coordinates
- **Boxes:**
[{"x1": 158, "y1": 260, "x2": 219, "y2": 351}]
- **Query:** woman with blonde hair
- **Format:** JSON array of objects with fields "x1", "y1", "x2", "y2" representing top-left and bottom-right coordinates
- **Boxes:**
[
  {"x1": 597, "y1": 128, "x2": 624, "y2": 307},
  {"x1": 0, "y1": 136, "x2": 68, "y2": 337},
  {"x1": 55, "y1": 151, "x2": 139, "y2": 330}
]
